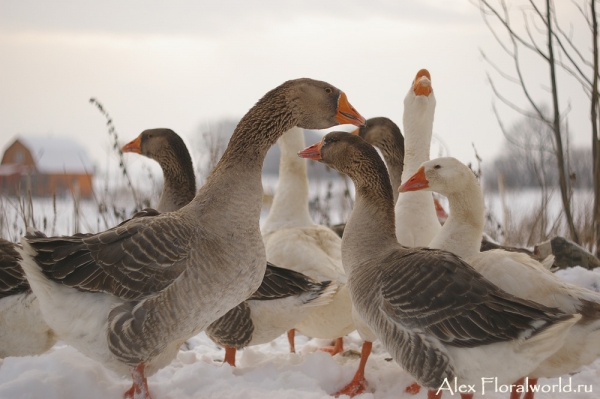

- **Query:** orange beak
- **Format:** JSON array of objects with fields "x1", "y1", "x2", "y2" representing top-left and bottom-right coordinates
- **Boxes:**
[
  {"x1": 335, "y1": 92, "x2": 366, "y2": 127},
  {"x1": 398, "y1": 166, "x2": 429, "y2": 192},
  {"x1": 413, "y1": 69, "x2": 432, "y2": 97},
  {"x1": 121, "y1": 135, "x2": 142, "y2": 153},
  {"x1": 297, "y1": 138, "x2": 324, "y2": 160},
  {"x1": 349, "y1": 128, "x2": 360, "y2": 136}
]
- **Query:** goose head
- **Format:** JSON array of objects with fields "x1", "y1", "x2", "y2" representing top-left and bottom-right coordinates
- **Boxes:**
[
  {"x1": 403, "y1": 69, "x2": 436, "y2": 120},
  {"x1": 398, "y1": 157, "x2": 476, "y2": 197},
  {"x1": 298, "y1": 131, "x2": 387, "y2": 186},
  {"x1": 284, "y1": 78, "x2": 366, "y2": 129},
  {"x1": 121, "y1": 128, "x2": 190, "y2": 165},
  {"x1": 355, "y1": 117, "x2": 405, "y2": 155}
]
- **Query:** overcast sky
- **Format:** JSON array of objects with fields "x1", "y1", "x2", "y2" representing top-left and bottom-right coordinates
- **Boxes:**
[{"x1": 0, "y1": 0, "x2": 594, "y2": 176}]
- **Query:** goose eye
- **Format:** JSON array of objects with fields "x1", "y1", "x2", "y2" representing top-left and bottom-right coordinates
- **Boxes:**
[
  {"x1": 325, "y1": 87, "x2": 332, "y2": 94},
  {"x1": 434, "y1": 165, "x2": 441, "y2": 169}
]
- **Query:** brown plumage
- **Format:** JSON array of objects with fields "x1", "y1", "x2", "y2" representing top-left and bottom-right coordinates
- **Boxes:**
[
  {"x1": 122, "y1": 128, "x2": 196, "y2": 212},
  {"x1": 329, "y1": 117, "x2": 404, "y2": 238},
  {"x1": 206, "y1": 263, "x2": 335, "y2": 351},
  {"x1": 122, "y1": 128, "x2": 337, "y2": 364},
  {"x1": 0, "y1": 238, "x2": 28, "y2": 299},
  {"x1": 299, "y1": 131, "x2": 577, "y2": 391},
  {"x1": 357, "y1": 117, "x2": 405, "y2": 204},
  {"x1": 19, "y1": 78, "x2": 364, "y2": 399}
]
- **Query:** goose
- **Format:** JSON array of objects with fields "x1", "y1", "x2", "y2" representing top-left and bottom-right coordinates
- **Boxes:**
[
  {"x1": 395, "y1": 69, "x2": 441, "y2": 247},
  {"x1": 298, "y1": 132, "x2": 579, "y2": 399},
  {"x1": 400, "y1": 156, "x2": 600, "y2": 399},
  {"x1": 121, "y1": 128, "x2": 337, "y2": 367},
  {"x1": 262, "y1": 127, "x2": 355, "y2": 355},
  {"x1": 17, "y1": 78, "x2": 366, "y2": 399},
  {"x1": 121, "y1": 128, "x2": 196, "y2": 213},
  {"x1": 329, "y1": 116, "x2": 405, "y2": 239},
  {"x1": 0, "y1": 238, "x2": 56, "y2": 359},
  {"x1": 357, "y1": 117, "x2": 405, "y2": 205}
]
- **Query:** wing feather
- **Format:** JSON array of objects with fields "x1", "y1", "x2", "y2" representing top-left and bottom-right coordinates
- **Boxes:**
[{"x1": 25, "y1": 209, "x2": 193, "y2": 300}]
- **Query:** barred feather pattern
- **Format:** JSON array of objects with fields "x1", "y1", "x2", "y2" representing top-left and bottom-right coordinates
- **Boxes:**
[
  {"x1": 250, "y1": 262, "x2": 329, "y2": 300},
  {"x1": 0, "y1": 238, "x2": 28, "y2": 299},
  {"x1": 322, "y1": 134, "x2": 570, "y2": 389},
  {"x1": 205, "y1": 302, "x2": 254, "y2": 349},
  {"x1": 206, "y1": 262, "x2": 333, "y2": 349},
  {"x1": 19, "y1": 78, "x2": 350, "y2": 371}
]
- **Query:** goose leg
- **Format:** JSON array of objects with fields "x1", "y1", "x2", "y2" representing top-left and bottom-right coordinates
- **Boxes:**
[
  {"x1": 523, "y1": 378, "x2": 538, "y2": 399},
  {"x1": 427, "y1": 389, "x2": 442, "y2": 399},
  {"x1": 510, "y1": 377, "x2": 525, "y2": 399},
  {"x1": 287, "y1": 329, "x2": 296, "y2": 353},
  {"x1": 224, "y1": 347, "x2": 237, "y2": 367},
  {"x1": 124, "y1": 363, "x2": 151, "y2": 399},
  {"x1": 460, "y1": 394, "x2": 474, "y2": 399},
  {"x1": 405, "y1": 382, "x2": 421, "y2": 394},
  {"x1": 333, "y1": 341, "x2": 372, "y2": 397},
  {"x1": 319, "y1": 337, "x2": 344, "y2": 356}
]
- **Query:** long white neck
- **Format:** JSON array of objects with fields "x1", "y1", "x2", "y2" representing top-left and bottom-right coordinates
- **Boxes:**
[
  {"x1": 401, "y1": 96, "x2": 435, "y2": 180},
  {"x1": 262, "y1": 127, "x2": 314, "y2": 235},
  {"x1": 428, "y1": 180, "x2": 485, "y2": 259},
  {"x1": 395, "y1": 94, "x2": 440, "y2": 246}
]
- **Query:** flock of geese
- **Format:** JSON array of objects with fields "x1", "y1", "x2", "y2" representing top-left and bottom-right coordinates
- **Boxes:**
[{"x1": 0, "y1": 71, "x2": 599, "y2": 399}]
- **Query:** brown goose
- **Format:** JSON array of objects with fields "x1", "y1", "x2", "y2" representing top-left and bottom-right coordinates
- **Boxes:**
[
  {"x1": 356, "y1": 117, "x2": 405, "y2": 204},
  {"x1": 121, "y1": 129, "x2": 337, "y2": 367},
  {"x1": 121, "y1": 128, "x2": 196, "y2": 213},
  {"x1": 329, "y1": 117, "x2": 404, "y2": 238},
  {"x1": 0, "y1": 238, "x2": 56, "y2": 359},
  {"x1": 17, "y1": 78, "x2": 365, "y2": 399},
  {"x1": 298, "y1": 132, "x2": 579, "y2": 399}
]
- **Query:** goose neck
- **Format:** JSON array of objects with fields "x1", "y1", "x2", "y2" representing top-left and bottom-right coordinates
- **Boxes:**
[
  {"x1": 156, "y1": 157, "x2": 197, "y2": 213},
  {"x1": 262, "y1": 127, "x2": 313, "y2": 233},
  {"x1": 402, "y1": 106, "x2": 434, "y2": 180},
  {"x1": 342, "y1": 163, "x2": 398, "y2": 274},
  {"x1": 429, "y1": 184, "x2": 485, "y2": 259},
  {"x1": 192, "y1": 88, "x2": 296, "y2": 215}
]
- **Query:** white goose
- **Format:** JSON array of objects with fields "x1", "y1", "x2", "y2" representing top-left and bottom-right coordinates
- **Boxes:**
[
  {"x1": 17, "y1": 78, "x2": 366, "y2": 399},
  {"x1": 300, "y1": 132, "x2": 579, "y2": 399},
  {"x1": 262, "y1": 127, "x2": 355, "y2": 355},
  {"x1": 395, "y1": 69, "x2": 441, "y2": 247},
  {"x1": 0, "y1": 238, "x2": 56, "y2": 359},
  {"x1": 400, "y1": 156, "x2": 600, "y2": 399}
]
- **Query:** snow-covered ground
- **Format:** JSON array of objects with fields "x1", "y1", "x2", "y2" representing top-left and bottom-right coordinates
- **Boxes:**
[
  {"x1": 1, "y1": 327, "x2": 598, "y2": 398},
  {"x1": 0, "y1": 267, "x2": 599, "y2": 399}
]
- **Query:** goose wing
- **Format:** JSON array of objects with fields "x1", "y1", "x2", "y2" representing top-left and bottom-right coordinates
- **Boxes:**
[
  {"x1": 0, "y1": 239, "x2": 28, "y2": 298},
  {"x1": 250, "y1": 262, "x2": 329, "y2": 300},
  {"x1": 24, "y1": 210, "x2": 193, "y2": 301},
  {"x1": 380, "y1": 248, "x2": 566, "y2": 348}
]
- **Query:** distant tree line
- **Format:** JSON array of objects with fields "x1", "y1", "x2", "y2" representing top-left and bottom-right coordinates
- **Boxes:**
[{"x1": 483, "y1": 116, "x2": 593, "y2": 191}]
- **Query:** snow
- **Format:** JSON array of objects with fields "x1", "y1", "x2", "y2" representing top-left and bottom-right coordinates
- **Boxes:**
[{"x1": 1, "y1": 268, "x2": 600, "y2": 398}]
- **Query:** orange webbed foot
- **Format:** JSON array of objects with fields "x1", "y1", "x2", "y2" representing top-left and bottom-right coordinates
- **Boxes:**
[
  {"x1": 333, "y1": 376, "x2": 368, "y2": 397},
  {"x1": 405, "y1": 382, "x2": 421, "y2": 395},
  {"x1": 318, "y1": 337, "x2": 344, "y2": 356}
]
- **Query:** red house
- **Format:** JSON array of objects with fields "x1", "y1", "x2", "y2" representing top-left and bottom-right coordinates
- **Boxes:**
[{"x1": 0, "y1": 136, "x2": 95, "y2": 198}]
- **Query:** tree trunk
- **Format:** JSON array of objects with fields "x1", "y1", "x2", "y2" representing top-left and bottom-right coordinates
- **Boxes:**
[
  {"x1": 591, "y1": 0, "x2": 600, "y2": 257},
  {"x1": 546, "y1": 0, "x2": 579, "y2": 243}
]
